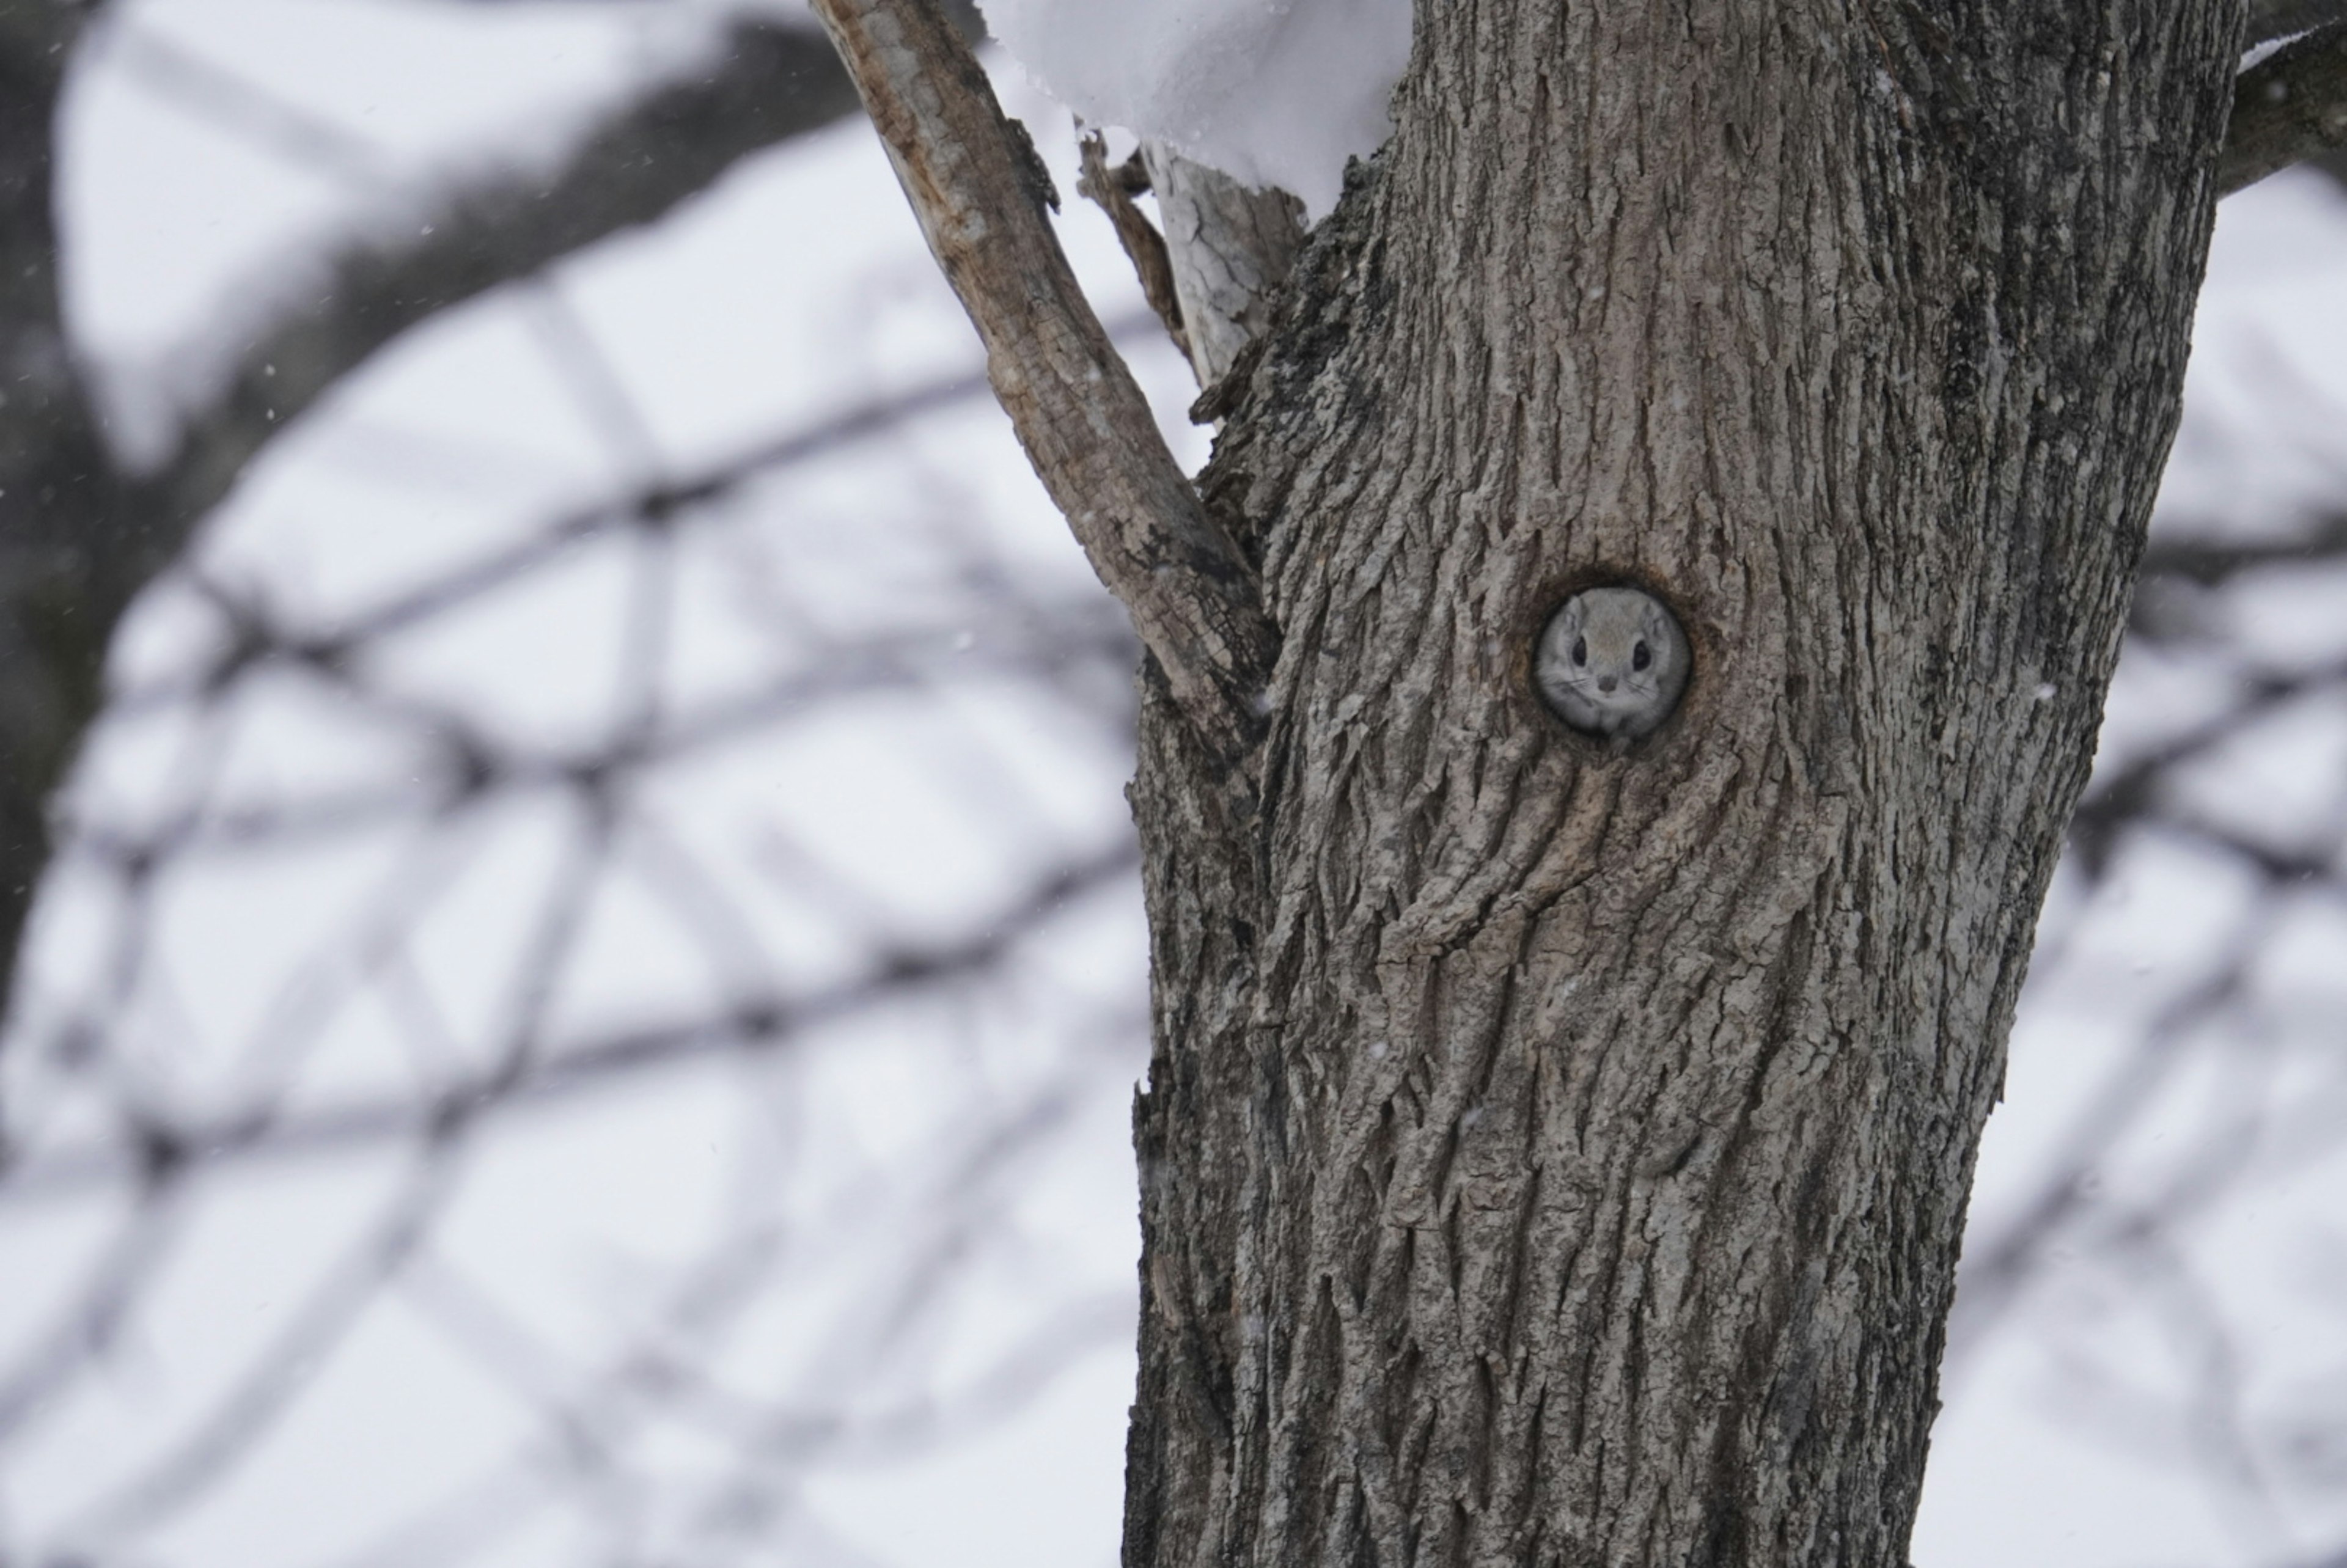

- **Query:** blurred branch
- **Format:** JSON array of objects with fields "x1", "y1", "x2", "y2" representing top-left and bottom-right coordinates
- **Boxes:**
[
  {"x1": 345, "y1": 1082, "x2": 1133, "y2": 1568},
  {"x1": 147, "y1": 16, "x2": 875, "y2": 529},
  {"x1": 0, "y1": 7, "x2": 992, "y2": 1035},
  {"x1": 0, "y1": 13, "x2": 145, "y2": 1046},
  {"x1": 106, "y1": 20, "x2": 403, "y2": 185},
  {"x1": 0, "y1": 10, "x2": 1156, "y2": 1553},
  {"x1": 109, "y1": 307, "x2": 1156, "y2": 722},
  {"x1": 2066, "y1": 654, "x2": 2347, "y2": 875},
  {"x1": 2250, "y1": 0, "x2": 2347, "y2": 48},
  {"x1": 0, "y1": 843, "x2": 1139, "y2": 1201},
  {"x1": 2221, "y1": 21, "x2": 2347, "y2": 196},
  {"x1": 147, "y1": 0, "x2": 988, "y2": 532},
  {"x1": 2137, "y1": 513, "x2": 2347, "y2": 584},
  {"x1": 0, "y1": 1188, "x2": 191, "y2": 1444},
  {"x1": 62, "y1": 1158, "x2": 462, "y2": 1545},
  {"x1": 1945, "y1": 904, "x2": 2273, "y2": 1361},
  {"x1": 213, "y1": 362, "x2": 996, "y2": 663},
  {"x1": 55, "y1": 597, "x2": 1136, "y2": 873},
  {"x1": 59, "y1": 789, "x2": 624, "y2": 1544}
]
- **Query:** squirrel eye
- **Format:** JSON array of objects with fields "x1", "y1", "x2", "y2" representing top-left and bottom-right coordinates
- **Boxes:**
[
  {"x1": 1571, "y1": 637, "x2": 1587, "y2": 665},
  {"x1": 1632, "y1": 640, "x2": 1651, "y2": 672}
]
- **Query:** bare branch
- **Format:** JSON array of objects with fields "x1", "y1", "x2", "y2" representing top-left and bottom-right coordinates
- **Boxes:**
[
  {"x1": 0, "y1": 16, "x2": 145, "y2": 1032},
  {"x1": 1076, "y1": 135, "x2": 1189, "y2": 360},
  {"x1": 2138, "y1": 513, "x2": 2347, "y2": 584},
  {"x1": 0, "y1": 843, "x2": 1140, "y2": 1201},
  {"x1": 807, "y1": 0, "x2": 1279, "y2": 767},
  {"x1": 2220, "y1": 21, "x2": 2347, "y2": 196},
  {"x1": 147, "y1": 18, "x2": 875, "y2": 530},
  {"x1": 0, "y1": 13, "x2": 964, "y2": 1035},
  {"x1": 2250, "y1": 0, "x2": 2347, "y2": 49}
]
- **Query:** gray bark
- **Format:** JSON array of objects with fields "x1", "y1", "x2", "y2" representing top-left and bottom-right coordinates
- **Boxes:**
[
  {"x1": 1137, "y1": 145, "x2": 1305, "y2": 389},
  {"x1": 1122, "y1": 4, "x2": 2242, "y2": 1567}
]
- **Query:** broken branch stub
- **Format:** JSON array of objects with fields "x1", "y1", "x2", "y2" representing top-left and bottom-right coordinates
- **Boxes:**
[{"x1": 1076, "y1": 133, "x2": 1191, "y2": 360}]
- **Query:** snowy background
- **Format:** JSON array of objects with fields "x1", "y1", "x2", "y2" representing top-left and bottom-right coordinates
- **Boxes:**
[{"x1": 1, "y1": 4, "x2": 2345, "y2": 1567}]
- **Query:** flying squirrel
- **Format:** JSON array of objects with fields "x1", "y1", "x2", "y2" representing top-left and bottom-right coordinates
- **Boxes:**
[{"x1": 1534, "y1": 587, "x2": 1689, "y2": 739}]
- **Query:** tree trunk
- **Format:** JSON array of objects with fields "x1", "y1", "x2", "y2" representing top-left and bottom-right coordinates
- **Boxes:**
[
  {"x1": 0, "y1": 15, "x2": 139, "y2": 997},
  {"x1": 1122, "y1": 4, "x2": 2241, "y2": 1566}
]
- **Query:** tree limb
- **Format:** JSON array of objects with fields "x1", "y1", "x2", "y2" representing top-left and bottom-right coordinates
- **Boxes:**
[
  {"x1": 2219, "y1": 21, "x2": 2347, "y2": 195},
  {"x1": 0, "y1": 12, "x2": 982, "y2": 1035},
  {"x1": 0, "y1": 843, "x2": 1140, "y2": 1202},
  {"x1": 0, "y1": 15, "x2": 131, "y2": 1040},
  {"x1": 2248, "y1": 0, "x2": 2347, "y2": 48},
  {"x1": 145, "y1": 16, "x2": 881, "y2": 529},
  {"x1": 807, "y1": 0, "x2": 1279, "y2": 769},
  {"x1": 1076, "y1": 135, "x2": 1190, "y2": 361}
]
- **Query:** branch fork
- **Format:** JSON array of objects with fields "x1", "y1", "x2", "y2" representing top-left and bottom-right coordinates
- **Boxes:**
[{"x1": 807, "y1": 0, "x2": 1279, "y2": 770}]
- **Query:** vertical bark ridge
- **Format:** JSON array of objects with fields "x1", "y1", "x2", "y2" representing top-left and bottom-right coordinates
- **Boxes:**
[{"x1": 1126, "y1": 1, "x2": 2241, "y2": 1567}]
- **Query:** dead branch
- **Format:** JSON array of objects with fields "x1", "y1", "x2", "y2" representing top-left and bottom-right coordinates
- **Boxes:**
[
  {"x1": 1076, "y1": 134, "x2": 1189, "y2": 358},
  {"x1": 1139, "y1": 144, "x2": 1305, "y2": 390}
]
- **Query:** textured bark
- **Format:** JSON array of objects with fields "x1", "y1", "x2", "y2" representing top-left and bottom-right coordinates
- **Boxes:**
[
  {"x1": 1122, "y1": 5, "x2": 2242, "y2": 1568},
  {"x1": 1138, "y1": 146, "x2": 1306, "y2": 389},
  {"x1": 1078, "y1": 136, "x2": 1194, "y2": 362}
]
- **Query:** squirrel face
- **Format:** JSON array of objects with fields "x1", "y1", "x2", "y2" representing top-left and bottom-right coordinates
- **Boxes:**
[{"x1": 1534, "y1": 587, "x2": 1689, "y2": 739}]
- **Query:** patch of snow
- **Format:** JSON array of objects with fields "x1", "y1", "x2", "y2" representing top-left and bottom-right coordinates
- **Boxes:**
[{"x1": 976, "y1": 0, "x2": 1411, "y2": 218}]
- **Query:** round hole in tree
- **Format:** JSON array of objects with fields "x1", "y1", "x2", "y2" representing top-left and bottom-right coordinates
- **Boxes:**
[{"x1": 1534, "y1": 586, "x2": 1689, "y2": 739}]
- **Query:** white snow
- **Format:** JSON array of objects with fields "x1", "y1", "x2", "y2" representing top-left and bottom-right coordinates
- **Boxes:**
[{"x1": 975, "y1": 0, "x2": 1411, "y2": 218}]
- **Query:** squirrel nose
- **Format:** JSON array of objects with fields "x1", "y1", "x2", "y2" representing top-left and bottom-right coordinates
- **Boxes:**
[{"x1": 1598, "y1": 676, "x2": 1618, "y2": 694}]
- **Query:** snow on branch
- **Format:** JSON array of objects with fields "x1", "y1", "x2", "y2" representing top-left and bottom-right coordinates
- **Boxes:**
[
  {"x1": 2220, "y1": 21, "x2": 2347, "y2": 195},
  {"x1": 2247, "y1": 0, "x2": 2347, "y2": 49},
  {"x1": 810, "y1": 0, "x2": 1279, "y2": 767}
]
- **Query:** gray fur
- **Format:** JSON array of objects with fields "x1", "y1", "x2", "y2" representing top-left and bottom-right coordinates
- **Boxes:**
[{"x1": 1534, "y1": 587, "x2": 1689, "y2": 739}]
